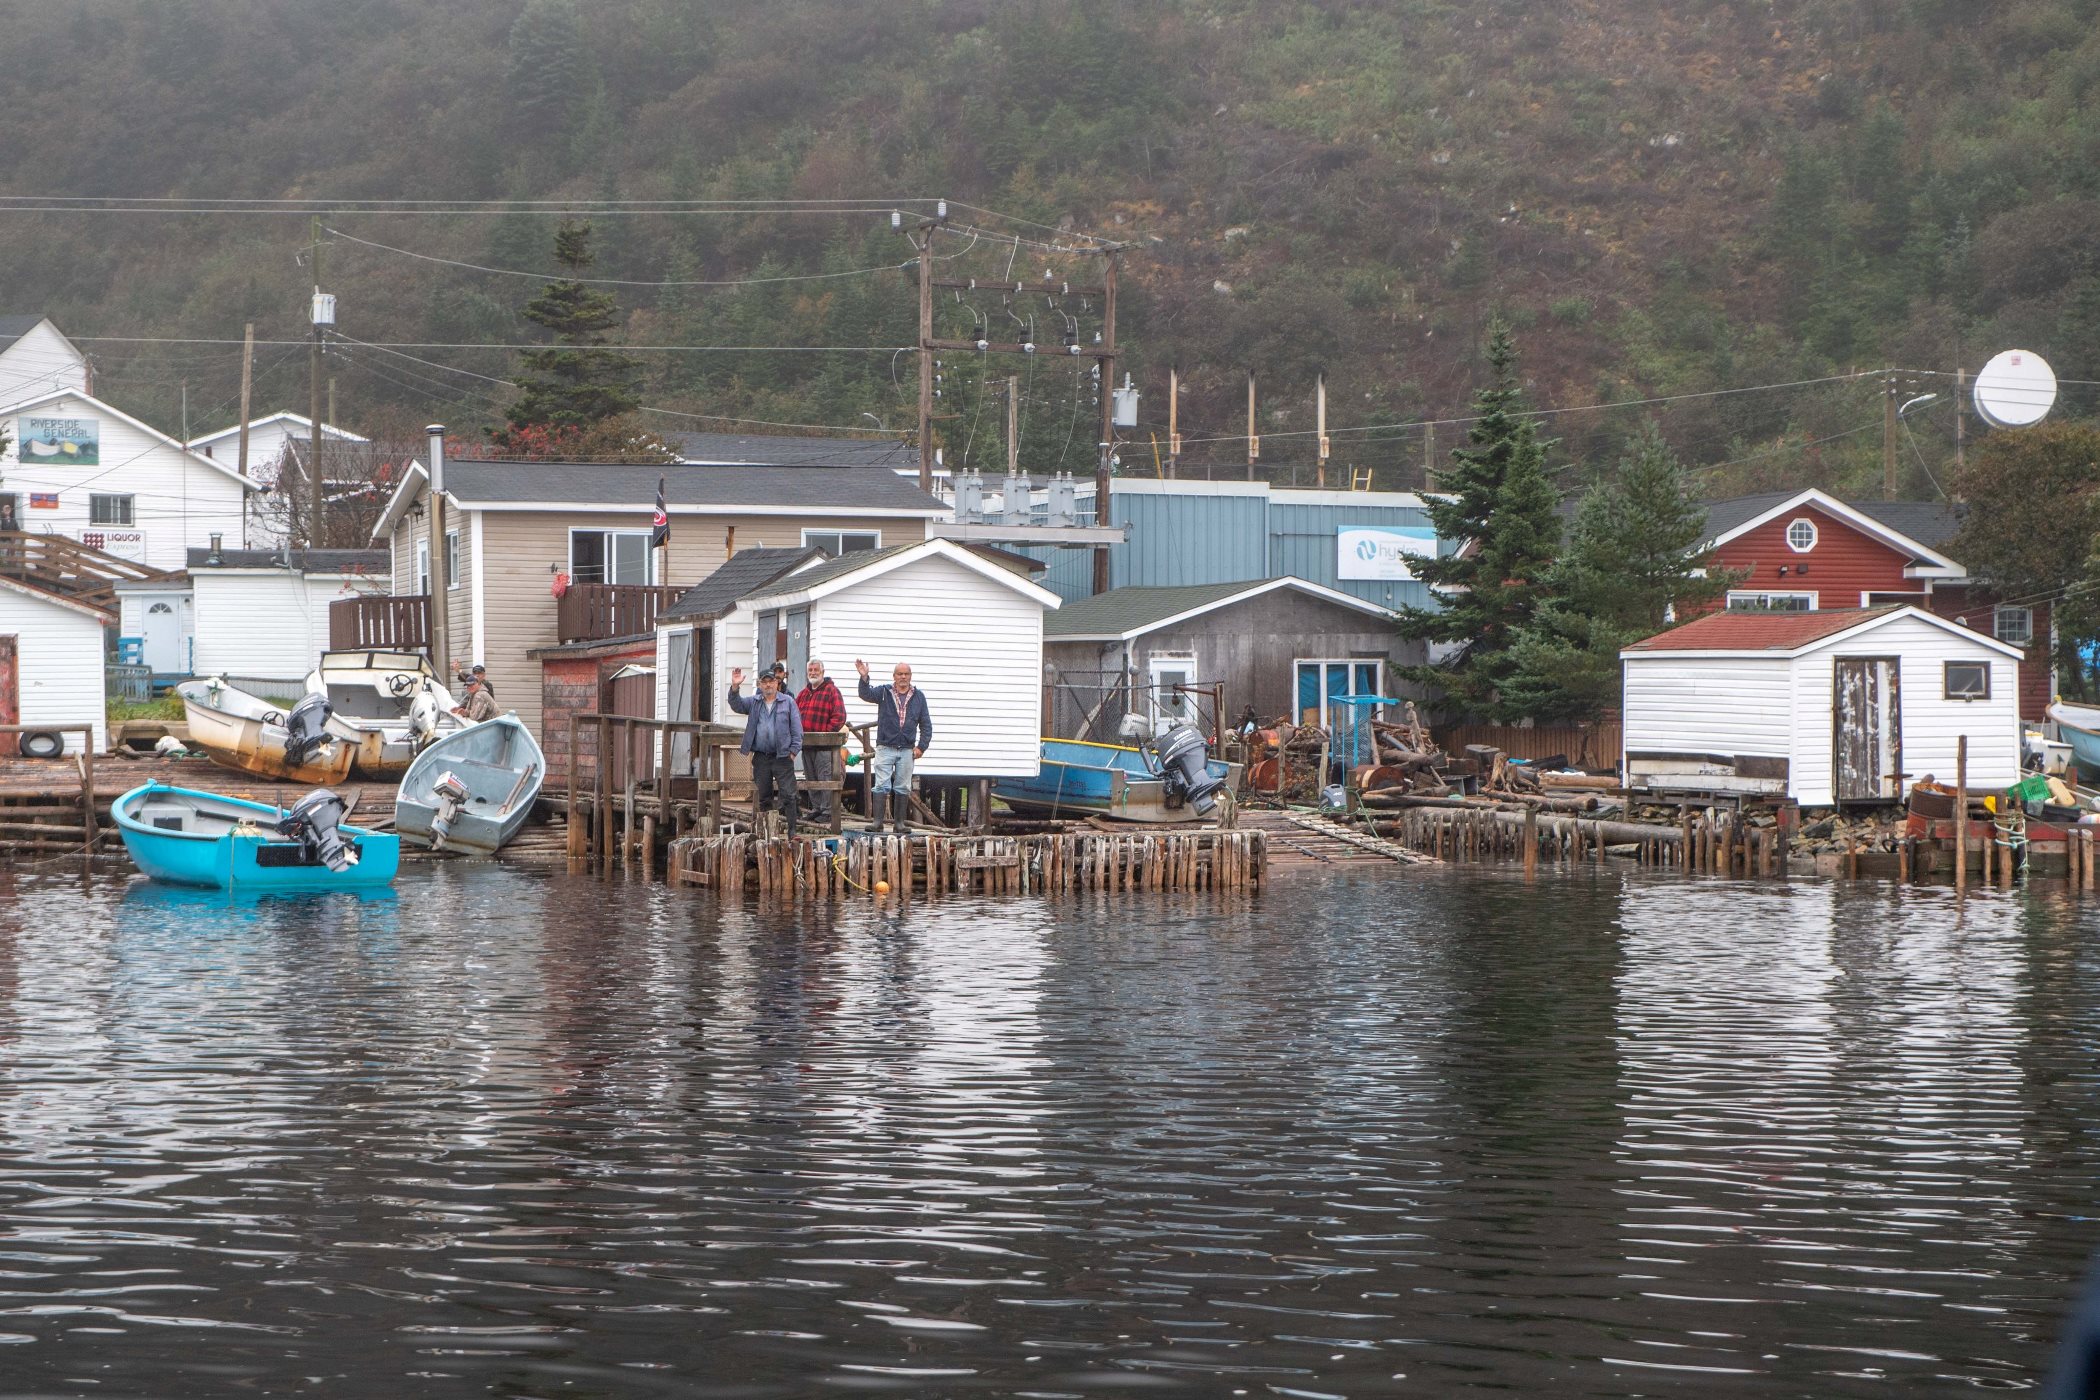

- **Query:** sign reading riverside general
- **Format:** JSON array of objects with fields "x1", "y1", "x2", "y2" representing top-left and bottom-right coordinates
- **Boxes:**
[
  {"x1": 1336, "y1": 525, "x2": 1436, "y2": 581},
  {"x1": 16, "y1": 416, "x2": 99, "y2": 465}
]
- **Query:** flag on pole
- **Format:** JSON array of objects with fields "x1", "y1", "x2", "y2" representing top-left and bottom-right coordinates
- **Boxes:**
[{"x1": 651, "y1": 475, "x2": 670, "y2": 550}]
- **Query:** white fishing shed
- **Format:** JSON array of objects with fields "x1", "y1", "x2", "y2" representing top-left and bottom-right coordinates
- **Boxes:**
[
  {"x1": 1620, "y1": 605, "x2": 2023, "y2": 807},
  {"x1": 0, "y1": 576, "x2": 111, "y2": 754},
  {"x1": 713, "y1": 538, "x2": 1061, "y2": 779}
]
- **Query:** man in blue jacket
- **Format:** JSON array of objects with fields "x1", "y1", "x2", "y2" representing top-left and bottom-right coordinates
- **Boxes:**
[
  {"x1": 855, "y1": 658, "x2": 931, "y2": 834},
  {"x1": 727, "y1": 664, "x2": 804, "y2": 837}
]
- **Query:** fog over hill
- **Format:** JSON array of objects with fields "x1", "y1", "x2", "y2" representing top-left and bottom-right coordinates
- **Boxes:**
[{"x1": 2, "y1": 0, "x2": 2095, "y2": 492}]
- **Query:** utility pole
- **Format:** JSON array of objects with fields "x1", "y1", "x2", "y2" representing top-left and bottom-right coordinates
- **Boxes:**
[
  {"x1": 1424, "y1": 422, "x2": 1437, "y2": 489},
  {"x1": 1882, "y1": 369, "x2": 1900, "y2": 500},
  {"x1": 425, "y1": 424, "x2": 450, "y2": 683},
  {"x1": 1245, "y1": 371, "x2": 1259, "y2": 481},
  {"x1": 1954, "y1": 363, "x2": 1967, "y2": 476},
  {"x1": 914, "y1": 222, "x2": 937, "y2": 495},
  {"x1": 308, "y1": 216, "x2": 328, "y2": 546},
  {"x1": 1092, "y1": 246, "x2": 1118, "y2": 596},
  {"x1": 1315, "y1": 372, "x2": 1329, "y2": 490},
  {"x1": 235, "y1": 323, "x2": 254, "y2": 481},
  {"x1": 1006, "y1": 375, "x2": 1020, "y2": 478},
  {"x1": 1167, "y1": 366, "x2": 1180, "y2": 480}
]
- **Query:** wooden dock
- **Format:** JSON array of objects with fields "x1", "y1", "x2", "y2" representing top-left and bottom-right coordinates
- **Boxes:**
[{"x1": 666, "y1": 826, "x2": 1268, "y2": 899}]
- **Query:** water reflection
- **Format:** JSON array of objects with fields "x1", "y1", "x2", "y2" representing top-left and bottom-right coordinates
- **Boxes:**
[{"x1": 0, "y1": 863, "x2": 2092, "y2": 1396}]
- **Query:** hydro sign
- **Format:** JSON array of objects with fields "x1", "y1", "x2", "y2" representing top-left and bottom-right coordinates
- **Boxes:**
[{"x1": 1336, "y1": 525, "x2": 1436, "y2": 581}]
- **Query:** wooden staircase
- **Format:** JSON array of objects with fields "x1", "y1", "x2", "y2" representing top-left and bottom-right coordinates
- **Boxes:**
[{"x1": 0, "y1": 531, "x2": 180, "y2": 613}]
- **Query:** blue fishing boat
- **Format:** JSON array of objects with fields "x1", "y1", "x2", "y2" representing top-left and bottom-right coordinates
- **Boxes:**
[
  {"x1": 992, "y1": 738, "x2": 1242, "y2": 823},
  {"x1": 2049, "y1": 702, "x2": 2100, "y2": 777},
  {"x1": 113, "y1": 782, "x2": 400, "y2": 891}
]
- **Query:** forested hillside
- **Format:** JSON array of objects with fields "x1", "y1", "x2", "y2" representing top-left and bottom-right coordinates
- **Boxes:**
[{"x1": 2, "y1": 0, "x2": 2096, "y2": 493}]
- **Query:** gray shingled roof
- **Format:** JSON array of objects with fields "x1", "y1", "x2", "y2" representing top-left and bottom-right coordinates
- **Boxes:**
[
  {"x1": 0, "y1": 314, "x2": 47, "y2": 354},
  {"x1": 738, "y1": 543, "x2": 920, "y2": 600},
  {"x1": 661, "y1": 546, "x2": 825, "y2": 622},
  {"x1": 186, "y1": 547, "x2": 389, "y2": 573},
  {"x1": 440, "y1": 459, "x2": 944, "y2": 512},
  {"x1": 1700, "y1": 491, "x2": 1966, "y2": 551},
  {"x1": 1046, "y1": 579, "x2": 1294, "y2": 639},
  {"x1": 670, "y1": 431, "x2": 916, "y2": 469}
]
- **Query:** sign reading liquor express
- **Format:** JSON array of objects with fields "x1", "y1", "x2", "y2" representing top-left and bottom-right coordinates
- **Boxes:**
[{"x1": 16, "y1": 416, "x2": 99, "y2": 465}]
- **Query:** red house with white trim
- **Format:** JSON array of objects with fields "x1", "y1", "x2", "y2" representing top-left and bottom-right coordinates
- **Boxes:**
[{"x1": 1697, "y1": 489, "x2": 2052, "y2": 719}]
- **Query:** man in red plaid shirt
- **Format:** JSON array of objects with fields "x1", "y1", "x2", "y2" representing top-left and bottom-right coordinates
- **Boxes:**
[{"x1": 796, "y1": 659, "x2": 848, "y2": 824}]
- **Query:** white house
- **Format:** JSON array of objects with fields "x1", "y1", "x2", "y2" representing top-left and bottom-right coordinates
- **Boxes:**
[
  {"x1": 186, "y1": 412, "x2": 368, "y2": 487},
  {"x1": 1620, "y1": 605, "x2": 2024, "y2": 808},
  {"x1": 3, "y1": 389, "x2": 259, "y2": 571},
  {"x1": 0, "y1": 316, "x2": 91, "y2": 410},
  {"x1": 0, "y1": 575, "x2": 111, "y2": 754},
  {"x1": 188, "y1": 547, "x2": 390, "y2": 689}
]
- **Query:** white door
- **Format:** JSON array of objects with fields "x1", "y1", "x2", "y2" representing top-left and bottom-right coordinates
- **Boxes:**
[{"x1": 139, "y1": 596, "x2": 189, "y2": 674}]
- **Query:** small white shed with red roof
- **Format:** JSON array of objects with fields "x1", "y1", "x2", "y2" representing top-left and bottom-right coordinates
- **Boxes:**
[{"x1": 1620, "y1": 605, "x2": 2022, "y2": 807}]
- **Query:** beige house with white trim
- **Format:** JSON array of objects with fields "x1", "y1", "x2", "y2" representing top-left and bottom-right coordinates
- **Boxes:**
[{"x1": 368, "y1": 458, "x2": 947, "y2": 739}]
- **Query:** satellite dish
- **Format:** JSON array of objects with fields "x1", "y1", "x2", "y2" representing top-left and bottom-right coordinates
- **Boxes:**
[{"x1": 1972, "y1": 349, "x2": 2057, "y2": 429}]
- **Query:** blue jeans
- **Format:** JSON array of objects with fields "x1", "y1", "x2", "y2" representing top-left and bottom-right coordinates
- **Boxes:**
[{"x1": 871, "y1": 746, "x2": 915, "y2": 797}]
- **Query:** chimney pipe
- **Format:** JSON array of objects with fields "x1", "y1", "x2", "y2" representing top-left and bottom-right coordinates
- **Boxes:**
[{"x1": 207, "y1": 532, "x2": 223, "y2": 566}]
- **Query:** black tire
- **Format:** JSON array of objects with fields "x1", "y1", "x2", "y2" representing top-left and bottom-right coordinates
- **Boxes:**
[{"x1": 18, "y1": 731, "x2": 65, "y2": 759}]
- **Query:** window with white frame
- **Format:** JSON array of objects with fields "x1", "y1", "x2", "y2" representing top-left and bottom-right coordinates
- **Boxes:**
[
  {"x1": 415, "y1": 538, "x2": 430, "y2": 595},
  {"x1": 1785, "y1": 518, "x2": 1818, "y2": 552},
  {"x1": 1148, "y1": 654, "x2": 1198, "y2": 727},
  {"x1": 1295, "y1": 659, "x2": 1384, "y2": 726},
  {"x1": 569, "y1": 528, "x2": 653, "y2": 585},
  {"x1": 1727, "y1": 590, "x2": 1816, "y2": 612},
  {"x1": 802, "y1": 528, "x2": 881, "y2": 558},
  {"x1": 445, "y1": 529, "x2": 460, "y2": 590},
  {"x1": 1993, "y1": 605, "x2": 2033, "y2": 646},
  {"x1": 89, "y1": 493, "x2": 134, "y2": 526}
]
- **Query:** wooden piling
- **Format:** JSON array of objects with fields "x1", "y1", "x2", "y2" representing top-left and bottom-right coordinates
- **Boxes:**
[{"x1": 1955, "y1": 736, "x2": 1968, "y2": 895}]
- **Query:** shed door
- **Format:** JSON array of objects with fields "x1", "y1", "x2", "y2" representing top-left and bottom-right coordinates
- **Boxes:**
[
  {"x1": 0, "y1": 636, "x2": 16, "y2": 758},
  {"x1": 1833, "y1": 657, "x2": 1901, "y2": 802},
  {"x1": 785, "y1": 608, "x2": 809, "y2": 682}
]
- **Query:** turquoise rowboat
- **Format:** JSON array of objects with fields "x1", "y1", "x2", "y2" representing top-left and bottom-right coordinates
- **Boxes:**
[
  {"x1": 2049, "y1": 701, "x2": 2100, "y2": 778},
  {"x1": 112, "y1": 782, "x2": 400, "y2": 891},
  {"x1": 991, "y1": 738, "x2": 1242, "y2": 823}
]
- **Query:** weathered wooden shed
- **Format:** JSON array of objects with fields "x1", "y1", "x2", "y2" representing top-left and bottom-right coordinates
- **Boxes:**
[
  {"x1": 1620, "y1": 605, "x2": 2023, "y2": 807},
  {"x1": 1041, "y1": 577, "x2": 1416, "y2": 739}
]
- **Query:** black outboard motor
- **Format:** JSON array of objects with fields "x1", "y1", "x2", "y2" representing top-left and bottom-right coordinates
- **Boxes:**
[
  {"x1": 1144, "y1": 721, "x2": 1226, "y2": 817},
  {"x1": 283, "y1": 692, "x2": 335, "y2": 769},
  {"x1": 278, "y1": 788, "x2": 358, "y2": 871}
]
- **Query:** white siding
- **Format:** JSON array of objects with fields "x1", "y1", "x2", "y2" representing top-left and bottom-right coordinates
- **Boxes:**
[
  {"x1": 0, "y1": 322, "x2": 89, "y2": 409},
  {"x1": 1622, "y1": 656, "x2": 1795, "y2": 761},
  {"x1": 2, "y1": 392, "x2": 249, "y2": 571},
  {"x1": 0, "y1": 590, "x2": 106, "y2": 752},
  {"x1": 1791, "y1": 613, "x2": 2020, "y2": 806},
  {"x1": 810, "y1": 555, "x2": 1046, "y2": 778},
  {"x1": 192, "y1": 570, "x2": 386, "y2": 685}
]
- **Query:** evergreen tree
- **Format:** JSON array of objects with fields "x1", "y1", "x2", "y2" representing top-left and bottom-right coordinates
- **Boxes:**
[
  {"x1": 506, "y1": 0, "x2": 590, "y2": 149},
  {"x1": 1397, "y1": 324, "x2": 1563, "y2": 717},
  {"x1": 1500, "y1": 422, "x2": 1736, "y2": 721},
  {"x1": 499, "y1": 222, "x2": 642, "y2": 440}
]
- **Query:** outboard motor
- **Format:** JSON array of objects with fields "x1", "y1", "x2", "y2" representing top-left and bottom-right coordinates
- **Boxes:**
[
  {"x1": 283, "y1": 692, "x2": 335, "y2": 769},
  {"x1": 1144, "y1": 721, "x2": 1226, "y2": 817},
  {"x1": 408, "y1": 688, "x2": 440, "y2": 744},
  {"x1": 428, "y1": 771, "x2": 471, "y2": 850},
  {"x1": 278, "y1": 788, "x2": 358, "y2": 871}
]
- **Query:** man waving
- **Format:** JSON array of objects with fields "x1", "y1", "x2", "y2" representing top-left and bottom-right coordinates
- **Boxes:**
[{"x1": 855, "y1": 659, "x2": 931, "y2": 835}]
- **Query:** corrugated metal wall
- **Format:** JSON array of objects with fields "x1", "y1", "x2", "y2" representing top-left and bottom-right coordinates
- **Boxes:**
[
  {"x1": 1031, "y1": 487, "x2": 1444, "y2": 610},
  {"x1": 1266, "y1": 500, "x2": 1439, "y2": 611}
]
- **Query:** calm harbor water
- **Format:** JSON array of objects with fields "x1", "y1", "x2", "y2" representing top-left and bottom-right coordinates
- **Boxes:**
[{"x1": 0, "y1": 861, "x2": 2096, "y2": 1397}]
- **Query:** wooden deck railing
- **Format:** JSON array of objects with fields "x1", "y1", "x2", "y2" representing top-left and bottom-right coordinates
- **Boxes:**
[
  {"x1": 555, "y1": 583, "x2": 681, "y2": 643},
  {"x1": 328, "y1": 593, "x2": 431, "y2": 652},
  {"x1": 0, "y1": 531, "x2": 177, "y2": 613}
]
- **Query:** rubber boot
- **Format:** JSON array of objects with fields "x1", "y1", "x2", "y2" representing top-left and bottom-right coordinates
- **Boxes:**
[
  {"x1": 867, "y1": 792, "x2": 887, "y2": 834},
  {"x1": 893, "y1": 796, "x2": 910, "y2": 837}
]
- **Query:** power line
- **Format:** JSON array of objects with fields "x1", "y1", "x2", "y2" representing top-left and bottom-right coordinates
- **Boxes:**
[
  {"x1": 74, "y1": 336, "x2": 911, "y2": 352},
  {"x1": 324, "y1": 227, "x2": 914, "y2": 288},
  {"x1": 638, "y1": 405, "x2": 910, "y2": 436}
]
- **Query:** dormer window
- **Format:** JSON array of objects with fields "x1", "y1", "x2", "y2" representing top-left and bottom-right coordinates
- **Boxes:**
[{"x1": 1786, "y1": 518, "x2": 1818, "y2": 552}]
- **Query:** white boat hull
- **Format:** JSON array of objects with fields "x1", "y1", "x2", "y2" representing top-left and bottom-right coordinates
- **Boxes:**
[{"x1": 175, "y1": 681, "x2": 354, "y2": 786}]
